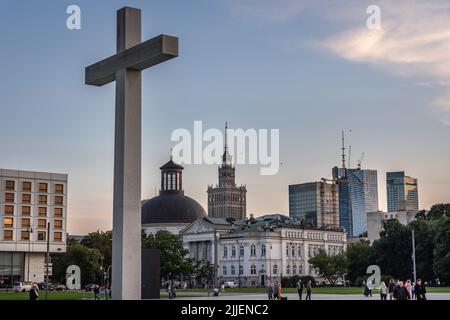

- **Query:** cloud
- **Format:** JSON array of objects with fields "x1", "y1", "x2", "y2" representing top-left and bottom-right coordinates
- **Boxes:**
[{"x1": 318, "y1": 0, "x2": 450, "y2": 125}]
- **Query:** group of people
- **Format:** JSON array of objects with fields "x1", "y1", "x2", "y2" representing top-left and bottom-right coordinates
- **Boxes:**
[
  {"x1": 267, "y1": 281, "x2": 283, "y2": 300},
  {"x1": 267, "y1": 279, "x2": 313, "y2": 300},
  {"x1": 364, "y1": 278, "x2": 427, "y2": 300},
  {"x1": 296, "y1": 279, "x2": 313, "y2": 300},
  {"x1": 93, "y1": 285, "x2": 111, "y2": 300}
]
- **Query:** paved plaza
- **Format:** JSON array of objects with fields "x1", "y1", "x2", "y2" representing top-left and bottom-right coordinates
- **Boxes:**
[{"x1": 176, "y1": 292, "x2": 450, "y2": 300}]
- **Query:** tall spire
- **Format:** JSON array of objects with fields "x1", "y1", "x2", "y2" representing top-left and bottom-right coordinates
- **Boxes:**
[
  {"x1": 222, "y1": 122, "x2": 232, "y2": 165},
  {"x1": 341, "y1": 130, "x2": 346, "y2": 169}
]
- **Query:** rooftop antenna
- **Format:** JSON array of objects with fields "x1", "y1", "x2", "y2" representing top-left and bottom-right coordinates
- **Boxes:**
[
  {"x1": 170, "y1": 148, "x2": 173, "y2": 161},
  {"x1": 348, "y1": 145, "x2": 352, "y2": 168},
  {"x1": 224, "y1": 121, "x2": 228, "y2": 153},
  {"x1": 341, "y1": 130, "x2": 346, "y2": 169}
]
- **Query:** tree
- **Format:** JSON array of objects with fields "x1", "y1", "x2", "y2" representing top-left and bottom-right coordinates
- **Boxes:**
[
  {"x1": 80, "y1": 230, "x2": 112, "y2": 270},
  {"x1": 51, "y1": 243, "x2": 102, "y2": 286},
  {"x1": 432, "y1": 216, "x2": 450, "y2": 284},
  {"x1": 346, "y1": 240, "x2": 374, "y2": 284},
  {"x1": 142, "y1": 230, "x2": 194, "y2": 280},
  {"x1": 428, "y1": 204, "x2": 450, "y2": 221},
  {"x1": 194, "y1": 260, "x2": 216, "y2": 287},
  {"x1": 371, "y1": 219, "x2": 412, "y2": 279},
  {"x1": 308, "y1": 249, "x2": 348, "y2": 285}
]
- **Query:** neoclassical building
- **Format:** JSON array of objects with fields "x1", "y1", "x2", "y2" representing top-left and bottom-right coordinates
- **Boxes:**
[
  {"x1": 207, "y1": 124, "x2": 247, "y2": 220},
  {"x1": 181, "y1": 214, "x2": 347, "y2": 287},
  {"x1": 142, "y1": 157, "x2": 206, "y2": 235}
]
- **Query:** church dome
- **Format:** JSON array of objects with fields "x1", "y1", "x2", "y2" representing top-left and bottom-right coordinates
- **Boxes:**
[
  {"x1": 142, "y1": 193, "x2": 206, "y2": 224},
  {"x1": 141, "y1": 157, "x2": 206, "y2": 224}
]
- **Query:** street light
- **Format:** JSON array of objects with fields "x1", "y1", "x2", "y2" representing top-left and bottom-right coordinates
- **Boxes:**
[{"x1": 26, "y1": 226, "x2": 33, "y2": 282}]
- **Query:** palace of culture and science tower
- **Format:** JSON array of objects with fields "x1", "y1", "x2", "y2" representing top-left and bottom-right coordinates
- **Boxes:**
[{"x1": 207, "y1": 124, "x2": 247, "y2": 220}]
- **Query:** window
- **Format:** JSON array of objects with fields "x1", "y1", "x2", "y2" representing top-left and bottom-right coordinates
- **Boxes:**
[
  {"x1": 4, "y1": 205, "x2": 14, "y2": 215},
  {"x1": 38, "y1": 195, "x2": 47, "y2": 205},
  {"x1": 231, "y1": 265, "x2": 235, "y2": 275},
  {"x1": 223, "y1": 246, "x2": 228, "y2": 258},
  {"x1": 222, "y1": 266, "x2": 227, "y2": 275},
  {"x1": 37, "y1": 231, "x2": 46, "y2": 241},
  {"x1": 4, "y1": 218, "x2": 13, "y2": 228},
  {"x1": 39, "y1": 183, "x2": 48, "y2": 193},
  {"x1": 231, "y1": 246, "x2": 236, "y2": 257},
  {"x1": 22, "y1": 181, "x2": 31, "y2": 192},
  {"x1": 239, "y1": 245, "x2": 244, "y2": 257},
  {"x1": 38, "y1": 207, "x2": 47, "y2": 217},
  {"x1": 55, "y1": 184, "x2": 64, "y2": 194},
  {"x1": 54, "y1": 232, "x2": 62, "y2": 242},
  {"x1": 21, "y1": 218, "x2": 30, "y2": 227},
  {"x1": 239, "y1": 265, "x2": 243, "y2": 275},
  {"x1": 38, "y1": 219, "x2": 46, "y2": 229},
  {"x1": 22, "y1": 206, "x2": 31, "y2": 216},
  {"x1": 293, "y1": 265, "x2": 297, "y2": 275},
  {"x1": 286, "y1": 245, "x2": 289, "y2": 256},
  {"x1": 54, "y1": 196, "x2": 63, "y2": 206},
  {"x1": 261, "y1": 245, "x2": 266, "y2": 257},
  {"x1": 250, "y1": 265, "x2": 256, "y2": 275},
  {"x1": 22, "y1": 193, "x2": 31, "y2": 204},
  {"x1": 6, "y1": 180, "x2": 15, "y2": 190},
  {"x1": 21, "y1": 231, "x2": 30, "y2": 240},
  {"x1": 298, "y1": 246, "x2": 302, "y2": 258},
  {"x1": 299, "y1": 265, "x2": 303, "y2": 275},
  {"x1": 250, "y1": 244, "x2": 256, "y2": 256},
  {"x1": 4, "y1": 230, "x2": 13, "y2": 240},
  {"x1": 286, "y1": 264, "x2": 291, "y2": 275},
  {"x1": 54, "y1": 220, "x2": 63, "y2": 229},
  {"x1": 5, "y1": 193, "x2": 14, "y2": 203},
  {"x1": 292, "y1": 245, "x2": 295, "y2": 257},
  {"x1": 54, "y1": 208, "x2": 63, "y2": 218},
  {"x1": 273, "y1": 264, "x2": 278, "y2": 275}
]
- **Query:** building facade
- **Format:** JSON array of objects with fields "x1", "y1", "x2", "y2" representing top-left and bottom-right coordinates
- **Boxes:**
[
  {"x1": 0, "y1": 169, "x2": 68, "y2": 287},
  {"x1": 181, "y1": 214, "x2": 347, "y2": 288},
  {"x1": 333, "y1": 167, "x2": 379, "y2": 237},
  {"x1": 367, "y1": 209, "x2": 417, "y2": 243},
  {"x1": 386, "y1": 171, "x2": 419, "y2": 212},
  {"x1": 207, "y1": 124, "x2": 247, "y2": 220},
  {"x1": 288, "y1": 181, "x2": 340, "y2": 229}
]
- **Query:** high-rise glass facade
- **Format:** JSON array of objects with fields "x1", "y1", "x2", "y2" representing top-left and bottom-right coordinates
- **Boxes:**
[
  {"x1": 386, "y1": 171, "x2": 419, "y2": 212},
  {"x1": 333, "y1": 167, "x2": 379, "y2": 237}
]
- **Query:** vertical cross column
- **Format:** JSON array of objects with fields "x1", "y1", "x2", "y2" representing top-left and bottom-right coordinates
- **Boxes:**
[{"x1": 112, "y1": 7, "x2": 142, "y2": 300}]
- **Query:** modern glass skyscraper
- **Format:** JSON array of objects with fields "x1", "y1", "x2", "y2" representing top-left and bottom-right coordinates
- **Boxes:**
[
  {"x1": 333, "y1": 167, "x2": 379, "y2": 237},
  {"x1": 386, "y1": 172, "x2": 419, "y2": 212},
  {"x1": 288, "y1": 181, "x2": 340, "y2": 229}
]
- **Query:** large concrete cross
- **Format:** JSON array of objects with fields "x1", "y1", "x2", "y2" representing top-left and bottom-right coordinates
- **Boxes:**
[{"x1": 85, "y1": 7, "x2": 178, "y2": 300}]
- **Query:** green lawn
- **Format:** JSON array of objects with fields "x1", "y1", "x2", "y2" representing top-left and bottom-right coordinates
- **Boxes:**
[{"x1": 0, "y1": 291, "x2": 101, "y2": 300}]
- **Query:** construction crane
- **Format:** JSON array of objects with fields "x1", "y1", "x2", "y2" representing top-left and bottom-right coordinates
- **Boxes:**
[{"x1": 357, "y1": 152, "x2": 365, "y2": 170}]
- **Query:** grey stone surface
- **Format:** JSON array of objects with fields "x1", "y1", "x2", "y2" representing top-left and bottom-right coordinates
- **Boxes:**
[{"x1": 85, "y1": 6, "x2": 178, "y2": 300}]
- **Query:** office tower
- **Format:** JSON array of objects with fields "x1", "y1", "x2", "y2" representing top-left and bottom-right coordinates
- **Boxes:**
[
  {"x1": 289, "y1": 180, "x2": 340, "y2": 229},
  {"x1": 386, "y1": 171, "x2": 419, "y2": 212}
]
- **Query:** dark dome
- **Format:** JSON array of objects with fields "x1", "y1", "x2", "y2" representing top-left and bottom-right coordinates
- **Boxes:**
[{"x1": 142, "y1": 193, "x2": 206, "y2": 224}]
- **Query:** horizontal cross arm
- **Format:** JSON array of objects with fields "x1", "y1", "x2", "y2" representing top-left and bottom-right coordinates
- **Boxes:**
[{"x1": 85, "y1": 34, "x2": 178, "y2": 86}]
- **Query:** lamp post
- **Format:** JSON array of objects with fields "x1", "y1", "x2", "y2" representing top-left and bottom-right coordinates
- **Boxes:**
[
  {"x1": 26, "y1": 226, "x2": 33, "y2": 282},
  {"x1": 412, "y1": 229, "x2": 417, "y2": 284},
  {"x1": 45, "y1": 222, "x2": 50, "y2": 300}
]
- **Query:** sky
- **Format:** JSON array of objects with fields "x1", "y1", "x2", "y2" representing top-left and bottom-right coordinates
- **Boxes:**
[{"x1": 1, "y1": 0, "x2": 450, "y2": 234}]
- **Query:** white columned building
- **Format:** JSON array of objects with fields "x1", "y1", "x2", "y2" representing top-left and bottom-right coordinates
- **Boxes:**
[{"x1": 181, "y1": 214, "x2": 347, "y2": 288}]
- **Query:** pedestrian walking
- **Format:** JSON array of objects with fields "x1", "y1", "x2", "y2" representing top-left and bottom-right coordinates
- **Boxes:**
[
  {"x1": 415, "y1": 279, "x2": 427, "y2": 300},
  {"x1": 388, "y1": 279, "x2": 395, "y2": 300},
  {"x1": 267, "y1": 282, "x2": 274, "y2": 300},
  {"x1": 273, "y1": 281, "x2": 279, "y2": 300},
  {"x1": 305, "y1": 280, "x2": 312, "y2": 300},
  {"x1": 396, "y1": 281, "x2": 408, "y2": 300},
  {"x1": 296, "y1": 279, "x2": 304, "y2": 301},
  {"x1": 379, "y1": 281, "x2": 388, "y2": 300},
  {"x1": 29, "y1": 283, "x2": 39, "y2": 301},
  {"x1": 405, "y1": 280, "x2": 412, "y2": 300}
]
